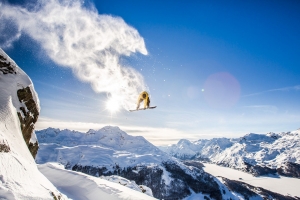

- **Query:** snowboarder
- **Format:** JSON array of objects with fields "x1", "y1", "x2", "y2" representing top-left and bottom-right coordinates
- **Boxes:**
[
  {"x1": 129, "y1": 91, "x2": 156, "y2": 112},
  {"x1": 136, "y1": 91, "x2": 150, "y2": 110}
]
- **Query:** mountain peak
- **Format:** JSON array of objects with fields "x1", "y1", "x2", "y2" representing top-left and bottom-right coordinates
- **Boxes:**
[
  {"x1": 177, "y1": 139, "x2": 192, "y2": 145},
  {"x1": 86, "y1": 129, "x2": 96, "y2": 134},
  {"x1": 99, "y1": 126, "x2": 124, "y2": 135}
]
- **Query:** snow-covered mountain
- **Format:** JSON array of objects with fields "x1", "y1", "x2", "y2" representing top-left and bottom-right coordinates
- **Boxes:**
[
  {"x1": 160, "y1": 130, "x2": 300, "y2": 178},
  {"x1": 36, "y1": 126, "x2": 297, "y2": 200},
  {"x1": 36, "y1": 126, "x2": 168, "y2": 169},
  {"x1": 0, "y1": 48, "x2": 65, "y2": 199}
]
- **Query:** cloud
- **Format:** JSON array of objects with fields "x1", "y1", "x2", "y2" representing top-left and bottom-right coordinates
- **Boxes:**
[
  {"x1": 243, "y1": 85, "x2": 300, "y2": 97},
  {"x1": 0, "y1": 0, "x2": 148, "y2": 110},
  {"x1": 0, "y1": 16, "x2": 21, "y2": 48}
]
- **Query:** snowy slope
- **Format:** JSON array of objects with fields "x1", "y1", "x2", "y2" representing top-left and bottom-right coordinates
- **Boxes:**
[
  {"x1": 38, "y1": 162, "x2": 156, "y2": 200},
  {"x1": 160, "y1": 130, "x2": 300, "y2": 177},
  {"x1": 0, "y1": 48, "x2": 65, "y2": 199},
  {"x1": 100, "y1": 175, "x2": 153, "y2": 197}
]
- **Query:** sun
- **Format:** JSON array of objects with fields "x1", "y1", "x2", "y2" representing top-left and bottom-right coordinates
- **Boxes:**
[{"x1": 105, "y1": 98, "x2": 121, "y2": 113}]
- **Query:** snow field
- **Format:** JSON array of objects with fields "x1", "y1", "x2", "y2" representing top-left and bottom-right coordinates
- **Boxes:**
[{"x1": 38, "y1": 163, "x2": 157, "y2": 200}]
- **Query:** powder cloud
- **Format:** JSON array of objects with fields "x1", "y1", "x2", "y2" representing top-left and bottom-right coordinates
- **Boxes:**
[{"x1": 0, "y1": 0, "x2": 148, "y2": 110}]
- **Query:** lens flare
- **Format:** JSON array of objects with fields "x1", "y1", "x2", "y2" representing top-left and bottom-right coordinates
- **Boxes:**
[
  {"x1": 203, "y1": 72, "x2": 240, "y2": 109},
  {"x1": 105, "y1": 98, "x2": 121, "y2": 113}
]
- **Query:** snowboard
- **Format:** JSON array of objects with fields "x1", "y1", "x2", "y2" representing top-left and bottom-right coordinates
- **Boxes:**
[{"x1": 129, "y1": 106, "x2": 157, "y2": 112}]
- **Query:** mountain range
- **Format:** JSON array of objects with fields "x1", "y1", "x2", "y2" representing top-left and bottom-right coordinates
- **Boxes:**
[
  {"x1": 36, "y1": 127, "x2": 299, "y2": 199},
  {"x1": 159, "y1": 130, "x2": 300, "y2": 178}
]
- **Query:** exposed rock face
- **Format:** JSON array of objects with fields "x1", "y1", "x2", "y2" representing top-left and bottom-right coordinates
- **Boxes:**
[
  {"x1": 0, "y1": 53, "x2": 16, "y2": 74},
  {"x1": 221, "y1": 177, "x2": 298, "y2": 200},
  {"x1": 0, "y1": 139, "x2": 10, "y2": 152},
  {"x1": 277, "y1": 162, "x2": 300, "y2": 178},
  {"x1": 243, "y1": 162, "x2": 277, "y2": 177},
  {"x1": 162, "y1": 161, "x2": 222, "y2": 200},
  {"x1": 183, "y1": 160, "x2": 205, "y2": 169},
  {"x1": 17, "y1": 86, "x2": 39, "y2": 158}
]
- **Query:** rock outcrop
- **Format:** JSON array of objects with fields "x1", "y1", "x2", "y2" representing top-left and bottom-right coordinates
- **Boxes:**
[
  {"x1": 243, "y1": 161, "x2": 277, "y2": 177},
  {"x1": 17, "y1": 86, "x2": 39, "y2": 158},
  {"x1": 277, "y1": 162, "x2": 300, "y2": 178},
  {"x1": 0, "y1": 53, "x2": 16, "y2": 74},
  {"x1": 0, "y1": 139, "x2": 10, "y2": 153}
]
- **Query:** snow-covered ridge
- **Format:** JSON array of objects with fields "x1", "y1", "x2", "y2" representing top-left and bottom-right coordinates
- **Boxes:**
[
  {"x1": 0, "y1": 48, "x2": 40, "y2": 112},
  {"x1": 159, "y1": 130, "x2": 300, "y2": 177},
  {"x1": 0, "y1": 48, "x2": 64, "y2": 199},
  {"x1": 37, "y1": 126, "x2": 159, "y2": 152},
  {"x1": 36, "y1": 126, "x2": 166, "y2": 168},
  {"x1": 36, "y1": 127, "x2": 181, "y2": 180}
]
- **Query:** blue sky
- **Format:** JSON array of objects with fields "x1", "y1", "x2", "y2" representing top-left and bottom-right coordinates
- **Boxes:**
[{"x1": 1, "y1": 0, "x2": 300, "y2": 145}]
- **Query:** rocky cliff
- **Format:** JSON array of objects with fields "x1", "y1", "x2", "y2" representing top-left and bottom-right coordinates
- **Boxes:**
[
  {"x1": 0, "y1": 48, "x2": 65, "y2": 199},
  {"x1": 0, "y1": 50, "x2": 39, "y2": 158}
]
